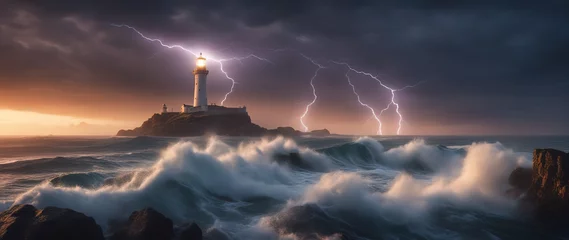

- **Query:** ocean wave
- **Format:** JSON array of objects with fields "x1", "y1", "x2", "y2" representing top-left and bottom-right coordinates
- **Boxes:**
[
  {"x1": 49, "y1": 172, "x2": 107, "y2": 189},
  {"x1": 0, "y1": 156, "x2": 120, "y2": 174},
  {"x1": 318, "y1": 142, "x2": 377, "y2": 169},
  {"x1": 10, "y1": 137, "x2": 328, "y2": 228},
  {"x1": 261, "y1": 142, "x2": 530, "y2": 239},
  {"x1": 6, "y1": 136, "x2": 540, "y2": 239},
  {"x1": 356, "y1": 137, "x2": 467, "y2": 173}
]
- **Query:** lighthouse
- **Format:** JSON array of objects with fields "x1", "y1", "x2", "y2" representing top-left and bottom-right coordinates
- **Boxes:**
[
  {"x1": 177, "y1": 53, "x2": 247, "y2": 114},
  {"x1": 193, "y1": 53, "x2": 209, "y2": 111}
]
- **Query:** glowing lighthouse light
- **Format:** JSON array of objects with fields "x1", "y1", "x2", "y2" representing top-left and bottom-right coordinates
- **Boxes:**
[{"x1": 196, "y1": 55, "x2": 206, "y2": 68}]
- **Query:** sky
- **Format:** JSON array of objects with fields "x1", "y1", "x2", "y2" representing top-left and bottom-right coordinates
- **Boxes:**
[{"x1": 0, "y1": 0, "x2": 568, "y2": 135}]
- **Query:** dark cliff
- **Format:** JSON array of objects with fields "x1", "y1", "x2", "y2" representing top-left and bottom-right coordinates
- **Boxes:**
[
  {"x1": 526, "y1": 149, "x2": 569, "y2": 223},
  {"x1": 117, "y1": 112, "x2": 331, "y2": 137}
]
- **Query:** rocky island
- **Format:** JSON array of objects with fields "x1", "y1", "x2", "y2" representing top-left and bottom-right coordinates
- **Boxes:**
[
  {"x1": 116, "y1": 54, "x2": 331, "y2": 138},
  {"x1": 116, "y1": 106, "x2": 330, "y2": 137}
]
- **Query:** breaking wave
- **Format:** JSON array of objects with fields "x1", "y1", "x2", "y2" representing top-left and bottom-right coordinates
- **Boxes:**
[{"x1": 6, "y1": 136, "x2": 551, "y2": 239}]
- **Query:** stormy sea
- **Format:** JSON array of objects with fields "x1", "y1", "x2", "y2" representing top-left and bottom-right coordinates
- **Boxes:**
[{"x1": 0, "y1": 135, "x2": 568, "y2": 240}]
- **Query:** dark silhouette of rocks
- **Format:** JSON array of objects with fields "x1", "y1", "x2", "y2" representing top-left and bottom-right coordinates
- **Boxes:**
[
  {"x1": 266, "y1": 126, "x2": 300, "y2": 136},
  {"x1": 178, "y1": 222, "x2": 202, "y2": 240},
  {"x1": 117, "y1": 112, "x2": 265, "y2": 137},
  {"x1": 0, "y1": 204, "x2": 104, "y2": 240},
  {"x1": 0, "y1": 205, "x2": 205, "y2": 240},
  {"x1": 508, "y1": 167, "x2": 533, "y2": 190},
  {"x1": 268, "y1": 204, "x2": 350, "y2": 239},
  {"x1": 525, "y1": 149, "x2": 569, "y2": 224},
  {"x1": 117, "y1": 112, "x2": 332, "y2": 137},
  {"x1": 506, "y1": 167, "x2": 533, "y2": 199},
  {"x1": 111, "y1": 208, "x2": 174, "y2": 240},
  {"x1": 309, "y1": 129, "x2": 331, "y2": 136}
]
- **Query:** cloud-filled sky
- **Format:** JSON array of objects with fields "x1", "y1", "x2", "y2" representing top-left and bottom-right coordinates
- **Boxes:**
[{"x1": 0, "y1": 0, "x2": 567, "y2": 135}]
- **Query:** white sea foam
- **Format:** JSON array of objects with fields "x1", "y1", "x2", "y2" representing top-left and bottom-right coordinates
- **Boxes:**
[
  {"x1": 262, "y1": 141, "x2": 529, "y2": 239},
  {"x1": 11, "y1": 136, "x2": 328, "y2": 228},
  {"x1": 6, "y1": 136, "x2": 533, "y2": 239}
]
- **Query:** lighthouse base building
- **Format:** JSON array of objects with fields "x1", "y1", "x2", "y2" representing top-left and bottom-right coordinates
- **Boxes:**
[{"x1": 160, "y1": 53, "x2": 248, "y2": 116}]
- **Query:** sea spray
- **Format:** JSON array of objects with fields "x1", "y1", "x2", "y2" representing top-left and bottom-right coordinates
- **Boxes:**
[
  {"x1": 2, "y1": 136, "x2": 551, "y2": 239},
  {"x1": 10, "y1": 137, "x2": 328, "y2": 228}
]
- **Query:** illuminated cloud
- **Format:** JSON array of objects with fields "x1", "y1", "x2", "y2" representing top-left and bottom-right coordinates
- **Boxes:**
[{"x1": 0, "y1": 1, "x2": 567, "y2": 135}]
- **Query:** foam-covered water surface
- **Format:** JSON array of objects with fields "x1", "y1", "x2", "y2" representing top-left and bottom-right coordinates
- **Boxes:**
[{"x1": 0, "y1": 135, "x2": 568, "y2": 239}]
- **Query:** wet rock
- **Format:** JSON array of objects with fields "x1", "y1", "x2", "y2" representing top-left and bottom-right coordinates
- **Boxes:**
[
  {"x1": 111, "y1": 208, "x2": 173, "y2": 240},
  {"x1": 0, "y1": 204, "x2": 104, "y2": 240},
  {"x1": 526, "y1": 149, "x2": 569, "y2": 224},
  {"x1": 269, "y1": 204, "x2": 349, "y2": 239},
  {"x1": 508, "y1": 167, "x2": 533, "y2": 190},
  {"x1": 178, "y1": 222, "x2": 202, "y2": 240}
]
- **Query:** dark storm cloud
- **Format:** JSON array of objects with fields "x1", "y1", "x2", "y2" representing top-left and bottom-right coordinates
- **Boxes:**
[{"x1": 0, "y1": 0, "x2": 568, "y2": 134}]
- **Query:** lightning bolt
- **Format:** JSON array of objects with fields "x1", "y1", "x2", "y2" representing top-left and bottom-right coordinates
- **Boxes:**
[
  {"x1": 110, "y1": 24, "x2": 272, "y2": 106},
  {"x1": 344, "y1": 72, "x2": 382, "y2": 135},
  {"x1": 299, "y1": 54, "x2": 325, "y2": 132},
  {"x1": 111, "y1": 27, "x2": 423, "y2": 134},
  {"x1": 270, "y1": 48, "x2": 422, "y2": 134},
  {"x1": 332, "y1": 61, "x2": 421, "y2": 135}
]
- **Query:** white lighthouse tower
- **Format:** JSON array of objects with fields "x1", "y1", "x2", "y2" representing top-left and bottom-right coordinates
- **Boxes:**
[
  {"x1": 178, "y1": 53, "x2": 246, "y2": 114},
  {"x1": 193, "y1": 53, "x2": 209, "y2": 111}
]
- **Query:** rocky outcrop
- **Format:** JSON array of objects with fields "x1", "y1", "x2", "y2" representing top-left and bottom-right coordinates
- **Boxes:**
[
  {"x1": 117, "y1": 112, "x2": 266, "y2": 137},
  {"x1": 111, "y1": 208, "x2": 174, "y2": 240},
  {"x1": 526, "y1": 149, "x2": 569, "y2": 223},
  {"x1": 509, "y1": 167, "x2": 533, "y2": 190},
  {"x1": 266, "y1": 127, "x2": 301, "y2": 136},
  {"x1": 506, "y1": 167, "x2": 533, "y2": 198},
  {"x1": 0, "y1": 204, "x2": 104, "y2": 240},
  {"x1": 117, "y1": 113, "x2": 332, "y2": 137},
  {"x1": 178, "y1": 222, "x2": 202, "y2": 240},
  {"x1": 0, "y1": 205, "x2": 205, "y2": 240}
]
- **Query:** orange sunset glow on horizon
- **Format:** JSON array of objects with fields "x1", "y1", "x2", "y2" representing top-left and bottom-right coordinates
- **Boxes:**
[{"x1": 0, "y1": 109, "x2": 136, "y2": 135}]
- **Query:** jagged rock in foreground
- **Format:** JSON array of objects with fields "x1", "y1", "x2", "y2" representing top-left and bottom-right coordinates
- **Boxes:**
[
  {"x1": 178, "y1": 222, "x2": 203, "y2": 240},
  {"x1": 117, "y1": 112, "x2": 332, "y2": 137},
  {"x1": 0, "y1": 204, "x2": 104, "y2": 240},
  {"x1": 508, "y1": 167, "x2": 533, "y2": 190},
  {"x1": 0, "y1": 205, "x2": 204, "y2": 240},
  {"x1": 506, "y1": 166, "x2": 533, "y2": 198},
  {"x1": 526, "y1": 149, "x2": 569, "y2": 223},
  {"x1": 111, "y1": 208, "x2": 174, "y2": 240}
]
